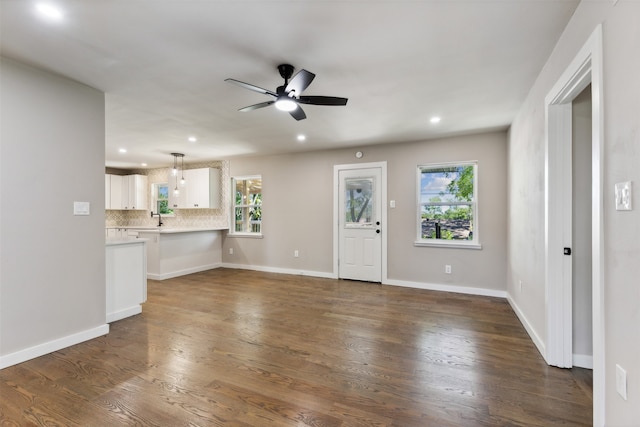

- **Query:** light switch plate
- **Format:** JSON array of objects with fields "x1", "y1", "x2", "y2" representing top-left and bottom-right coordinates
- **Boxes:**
[
  {"x1": 616, "y1": 364, "x2": 628, "y2": 400},
  {"x1": 73, "y1": 201, "x2": 90, "y2": 215},
  {"x1": 615, "y1": 181, "x2": 632, "y2": 211}
]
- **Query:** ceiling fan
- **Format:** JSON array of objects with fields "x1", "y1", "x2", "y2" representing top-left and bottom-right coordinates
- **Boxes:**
[{"x1": 225, "y1": 64, "x2": 348, "y2": 121}]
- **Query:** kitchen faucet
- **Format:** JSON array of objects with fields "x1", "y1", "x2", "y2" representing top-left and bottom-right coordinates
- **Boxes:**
[{"x1": 151, "y1": 211, "x2": 163, "y2": 227}]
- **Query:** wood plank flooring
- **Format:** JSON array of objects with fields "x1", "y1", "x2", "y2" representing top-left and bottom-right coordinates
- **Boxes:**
[{"x1": 1, "y1": 268, "x2": 592, "y2": 426}]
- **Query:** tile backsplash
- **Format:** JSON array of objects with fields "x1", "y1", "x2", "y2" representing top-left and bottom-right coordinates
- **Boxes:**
[{"x1": 105, "y1": 160, "x2": 230, "y2": 229}]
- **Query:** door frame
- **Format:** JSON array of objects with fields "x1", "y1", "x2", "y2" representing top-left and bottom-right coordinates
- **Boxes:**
[
  {"x1": 333, "y1": 161, "x2": 388, "y2": 281},
  {"x1": 544, "y1": 25, "x2": 604, "y2": 424}
]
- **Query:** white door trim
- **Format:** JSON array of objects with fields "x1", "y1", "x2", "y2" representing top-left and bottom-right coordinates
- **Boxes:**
[
  {"x1": 333, "y1": 162, "x2": 387, "y2": 282},
  {"x1": 544, "y1": 25, "x2": 604, "y2": 425}
]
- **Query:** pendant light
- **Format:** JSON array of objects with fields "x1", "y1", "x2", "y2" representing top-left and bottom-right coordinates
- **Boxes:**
[
  {"x1": 180, "y1": 154, "x2": 186, "y2": 186},
  {"x1": 170, "y1": 153, "x2": 185, "y2": 196}
]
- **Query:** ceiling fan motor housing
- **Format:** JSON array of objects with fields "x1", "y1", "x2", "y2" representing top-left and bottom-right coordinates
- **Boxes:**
[{"x1": 277, "y1": 64, "x2": 295, "y2": 81}]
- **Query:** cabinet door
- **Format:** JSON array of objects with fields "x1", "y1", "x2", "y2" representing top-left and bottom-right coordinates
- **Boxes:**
[
  {"x1": 130, "y1": 175, "x2": 148, "y2": 210},
  {"x1": 121, "y1": 175, "x2": 148, "y2": 210},
  {"x1": 105, "y1": 175, "x2": 111, "y2": 209},
  {"x1": 184, "y1": 168, "x2": 220, "y2": 209},
  {"x1": 121, "y1": 176, "x2": 131, "y2": 209},
  {"x1": 110, "y1": 175, "x2": 123, "y2": 209},
  {"x1": 184, "y1": 168, "x2": 207, "y2": 208}
]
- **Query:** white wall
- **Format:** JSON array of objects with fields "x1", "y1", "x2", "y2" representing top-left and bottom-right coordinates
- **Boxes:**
[
  {"x1": 508, "y1": 1, "x2": 640, "y2": 424},
  {"x1": 0, "y1": 58, "x2": 107, "y2": 368},
  {"x1": 224, "y1": 131, "x2": 507, "y2": 294}
]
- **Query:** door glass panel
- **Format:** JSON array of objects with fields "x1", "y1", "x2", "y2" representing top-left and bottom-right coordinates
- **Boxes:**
[{"x1": 344, "y1": 177, "x2": 375, "y2": 228}]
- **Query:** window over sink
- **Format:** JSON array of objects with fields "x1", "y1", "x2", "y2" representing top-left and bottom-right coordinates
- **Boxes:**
[{"x1": 152, "y1": 183, "x2": 175, "y2": 216}]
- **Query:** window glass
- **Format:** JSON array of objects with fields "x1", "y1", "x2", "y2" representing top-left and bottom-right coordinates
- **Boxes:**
[
  {"x1": 152, "y1": 183, "x2": 174, "y2": 216},
  {"x1": 233, "y1": 176, "x2": 262, "y2": 234},
  {"x1": 344, "y1": 177, "x2": 375, "y2": 228},
  {"x1": 418, "y1": 163, "x2": 478, "y2": 245}
]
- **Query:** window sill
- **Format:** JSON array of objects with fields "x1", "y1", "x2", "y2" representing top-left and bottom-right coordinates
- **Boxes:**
[
  {"x1": 414, "y1": 240, "x2": 482, "y2": 250},
  {"x1": 228, "y1": 233, "x2": 263, "y2": 239}
]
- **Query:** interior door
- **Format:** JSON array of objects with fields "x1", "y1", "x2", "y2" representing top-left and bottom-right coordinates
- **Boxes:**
[{"x1": 338, "y1": 167, "x2": 382, "y2": 282}]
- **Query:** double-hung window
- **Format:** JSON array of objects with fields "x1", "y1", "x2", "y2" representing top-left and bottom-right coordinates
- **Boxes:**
[
  {"x1": 152, "y1": 183, "x2": 174, "y2": 216},
  {"x1": 416, "y1": 162, "x2": 480, "y2": 249},
  {"x1": 231, "y1": 176, "x2": 262, "y2": 235}
]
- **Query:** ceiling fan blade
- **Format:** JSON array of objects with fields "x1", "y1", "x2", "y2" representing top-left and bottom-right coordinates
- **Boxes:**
[
  {"x1": 225, "y1": 78, "x2": 277, "y2": 97},
  {"x1": 285, "y1": 69, "x2": 315, "y2": 96},
  {"x1": 298, "y1": 96, "x2": 348, "y2": 106},
  {"x1": 238, "y1": 101, "x2": 274, "y2": 112},
  {"x1": 289, "y1": 105, "x2": 307, "y2": 121}
]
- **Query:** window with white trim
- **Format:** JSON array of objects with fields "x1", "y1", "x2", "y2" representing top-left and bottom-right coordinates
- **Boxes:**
[
  {"x1": 152, "y1": 183, "x2": 175, "y2": 216},
  {"x1": 416, "y1": 162, "x2": 480, "y2": 248},
  {"x1": 231, "y1": 176, "x2": 262, "y2": 235}
]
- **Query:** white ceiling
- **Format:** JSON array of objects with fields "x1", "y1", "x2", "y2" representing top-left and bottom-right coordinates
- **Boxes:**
[{"x1": 1, "y1": 0, "x2": 579, "y2": 169}]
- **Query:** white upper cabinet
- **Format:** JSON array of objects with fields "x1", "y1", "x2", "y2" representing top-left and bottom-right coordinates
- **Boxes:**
[
  {"x1": 109, "y1": 174, "x2": 123, "y2": 210},
  {"x1": 185, "y1": 168, "x2": 220, "y2": 209},
  {"x1": 105, "y1": 174, "x2": 148, "y2": 210},
  {"x1": 122, "y1": 174, "x2": 148, "y2": 210},
  {"x1": 168, "y1": 168, "x2": 220, "y2": 209}
]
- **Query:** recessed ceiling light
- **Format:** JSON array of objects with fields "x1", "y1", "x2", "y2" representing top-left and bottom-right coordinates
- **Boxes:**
[
  {"x1": 141, "y1": 163, "x2": 148, "y2": 167},
  {"x1": 188, "y1": 136, "x2": 197, "y2": 142},
  {"x1": 35, "y1": 3, "x2": 64, "y2": 21},
  {"x1": 297, "y1": 134, "x2": 306, "y2": 142},
  {"x1": 118, "y1": 148, "x2": 127, "y2": 153},
  {"x1": 430, "y1": 116, "x2": 441, "y2": 124}
]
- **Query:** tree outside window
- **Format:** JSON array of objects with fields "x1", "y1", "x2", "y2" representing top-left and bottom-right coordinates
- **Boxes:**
[
  {"x1": 417, "y1": 162, "x2": 478, "y2": 246},
  {"x1": 152, "y1": 183, "x2": 174, "y2": 216}
]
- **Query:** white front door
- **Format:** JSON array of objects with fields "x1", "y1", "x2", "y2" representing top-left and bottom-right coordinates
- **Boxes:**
[{"x1": 338, "y1": 166, "x2": 383, "y2": 282}]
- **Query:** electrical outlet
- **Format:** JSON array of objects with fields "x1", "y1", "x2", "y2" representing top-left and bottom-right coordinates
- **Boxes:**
[
  {"x1": 229, "y1": 248, "x2": 233, "y2": 255},
  {"x1": 616, "y1": 364, "x2": 628, "y2": 400},
  {"x1": 445, "y1": 265, "x2": 452, "y2": 274},
  {"x1": 294, "y1": 250, "x2": 299, "y2": 258}
]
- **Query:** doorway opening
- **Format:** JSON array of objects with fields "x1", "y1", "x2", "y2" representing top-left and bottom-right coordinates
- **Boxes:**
[{"x1": 544, "y1": 25, "x2": 603, "y2": 425}]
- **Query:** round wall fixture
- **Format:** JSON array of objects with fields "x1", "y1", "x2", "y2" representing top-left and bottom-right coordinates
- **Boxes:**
[{"x1": 355, "y1": 151, "x2": 363, "y2": 159}]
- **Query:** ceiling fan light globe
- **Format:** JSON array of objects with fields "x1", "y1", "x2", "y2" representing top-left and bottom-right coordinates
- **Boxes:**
[{"x1": 275, "y1": 98, "x2": 297, "y2": 112}]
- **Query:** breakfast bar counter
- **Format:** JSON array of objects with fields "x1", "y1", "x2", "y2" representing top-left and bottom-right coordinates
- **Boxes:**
[{"x1": 135, "y1": 228, "x2": 225, "y2": 280}]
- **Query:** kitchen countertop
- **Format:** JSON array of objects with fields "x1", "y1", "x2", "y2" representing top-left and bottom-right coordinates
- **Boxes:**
[
  {"x1": 106, "y1": 226, "x2": 228, "y2": 233},
  {"x1": 135, "y1": 227, "x2": 228, "y2": 234}
]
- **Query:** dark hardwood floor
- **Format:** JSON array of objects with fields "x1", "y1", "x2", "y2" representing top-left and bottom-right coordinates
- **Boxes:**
[{"x1": 1, "y1": 268, "x2": 592, "y2": 426}]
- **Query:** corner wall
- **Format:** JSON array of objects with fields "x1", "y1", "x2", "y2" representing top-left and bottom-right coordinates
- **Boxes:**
[
  {"x1": 508, "y1": 1, "x2": 640, "y2": 424},
  {"x1": 0, "y1": 58, "x2": 107, "y2": 368}
]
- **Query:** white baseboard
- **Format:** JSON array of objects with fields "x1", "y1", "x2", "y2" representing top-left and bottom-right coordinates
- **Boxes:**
[
  {"x1": 221, "y1": 262, "x2": 337, "y2": 279},
  {"x1": 573, "y1": 353, "x2": 593, "y2": 369},
  {"x1": 507, "y1": 295, "x2": 546, "y2": 360},
  {"x1": 106, "y1": 305, "x2": 142, "y2": 323},
  {"x1": 0, "y1": 324, "x2": 110, "y2": 370},
  {"x1": 147, "y1": 262, "x2": 222, "y2": 280},
  {"x1": 221, "y1": 264, "x2": 507, "y2": 299},
  {"x1": 384, "y1": 278, "x2": 508, "y2": 298}
]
